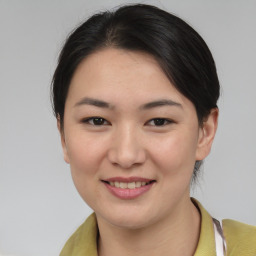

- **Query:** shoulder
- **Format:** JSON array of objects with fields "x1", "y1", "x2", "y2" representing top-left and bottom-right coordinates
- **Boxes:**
[{"x1": 223, "y1": 219, "x2": 256, "y2": 255}]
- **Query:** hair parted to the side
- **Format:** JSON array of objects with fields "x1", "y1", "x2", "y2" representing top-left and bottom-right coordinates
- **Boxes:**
[{"x1": 51, "y1": 4, "x2": 220, "y2": 181}]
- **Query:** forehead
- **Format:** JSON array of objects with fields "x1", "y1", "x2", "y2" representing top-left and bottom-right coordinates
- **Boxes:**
[
  {"x1": 66, "y1": 48, "x2": 192, "y2": 109},
  {"x1": 71, "y1": 48, "x2": 167, "y2": 88}
]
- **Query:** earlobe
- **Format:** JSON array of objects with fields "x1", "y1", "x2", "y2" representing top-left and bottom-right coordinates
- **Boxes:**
[
  {"x1": 196, "y1": 108, "x2": 219, "y2": 161},
  {"x1": 57, "y1": 118, "x2": 70, "y2": 164}
]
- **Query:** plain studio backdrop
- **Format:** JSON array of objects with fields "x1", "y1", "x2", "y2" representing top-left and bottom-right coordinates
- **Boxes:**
[{"x1": 0, "y1": 0, "x2": 255, "y2": 255}]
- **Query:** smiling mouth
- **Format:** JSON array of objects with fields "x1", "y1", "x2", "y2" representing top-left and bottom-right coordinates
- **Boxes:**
[
  {"x1": 102, "y1": 178, "x2": 156, "y2": 199},
  {"x1": 102, "y1": 180, "x2": 155, "y2": 189}
]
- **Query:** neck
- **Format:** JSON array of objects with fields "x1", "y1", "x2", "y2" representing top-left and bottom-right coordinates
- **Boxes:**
[{"x1": 97, "y1": 198, "x2": 201, "y2": 256}]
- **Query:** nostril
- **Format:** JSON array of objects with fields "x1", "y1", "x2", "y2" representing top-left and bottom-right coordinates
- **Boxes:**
[
  {"x1": 107, "y1": 134, "x2": 146, "y2": 168},
  {"x1": 108, "y1": 149, "x2": 146, "y2": 169}
]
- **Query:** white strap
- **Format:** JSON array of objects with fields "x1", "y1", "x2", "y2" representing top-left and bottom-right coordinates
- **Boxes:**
[{"x1": 213, "y1": 218, "x2": 227, "y2": 256}]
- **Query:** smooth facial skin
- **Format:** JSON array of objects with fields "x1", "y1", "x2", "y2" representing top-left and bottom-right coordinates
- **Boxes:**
[{"x1": 59, "y1": 48, "x2": 218, "y2": 255}]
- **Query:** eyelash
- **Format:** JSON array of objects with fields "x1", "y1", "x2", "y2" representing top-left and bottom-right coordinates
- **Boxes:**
[
  {"x1": 81, "y1": 117, "x2": 110, "y2": 126},
  {"x1": 81, "y1": 117, "x2": 174, "y2": 127},
  {"x1": 146, "y1": 118, "x2": 174, "y2": 126}
]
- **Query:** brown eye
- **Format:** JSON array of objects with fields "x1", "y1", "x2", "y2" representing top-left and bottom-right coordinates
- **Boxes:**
[
  {"x1": 91, "y1": 118, "x2": 105, "y2": 125},
  {"x1": 147, "y1": 118, "x2": 173, "y2": 126},
  {"x1": 153, "y1": 119, "x2": 166, "y2": 126},
  {"x1": 82, "y1": 117, "x2": 109, "y2": 126}
]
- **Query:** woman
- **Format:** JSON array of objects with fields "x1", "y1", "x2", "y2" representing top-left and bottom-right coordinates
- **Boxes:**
[{"x1": 51, "y1": 4, "x2": 256, "y2": 256}]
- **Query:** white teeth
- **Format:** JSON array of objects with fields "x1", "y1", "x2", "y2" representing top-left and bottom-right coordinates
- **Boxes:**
[
  {"x1": 108, "y1": 181, "x2": 151, "y2": 189},
  {"x1": 135, "y1": 181, "x2": 142, "y2": 188},
  {"x1": 120, "y1": 182, "x2": 127, "y2": 189},
  {"x1": 128, "y1": 182, "x2": 136, "y2": 189}
]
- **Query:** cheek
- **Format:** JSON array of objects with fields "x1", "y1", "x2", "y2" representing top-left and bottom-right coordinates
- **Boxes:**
[
  {"x1": 64, "y1": 132, "x2": 109, "y2": 206},
  {"x1": 149, "y1": 131, "x2": 199, "y2": 205},
  {"x1": 65, "y1": 131, "x2": 109, "y2": 185},
  {"x1": 149, "y1": 130, "x2": 198, "y2": 175}
]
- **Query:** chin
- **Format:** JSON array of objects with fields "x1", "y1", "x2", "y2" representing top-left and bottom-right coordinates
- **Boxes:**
[
  {"x1": 110, "y1": 217, "x2": 153, "y2": 230},
  {"x1": 96, "y1": 206, "x2": 159, "y2": 230}
]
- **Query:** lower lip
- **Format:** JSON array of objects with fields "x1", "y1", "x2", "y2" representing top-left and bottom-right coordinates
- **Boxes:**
[{"x1": 103, "y1": 182, "x2": 154, "y2": 200}]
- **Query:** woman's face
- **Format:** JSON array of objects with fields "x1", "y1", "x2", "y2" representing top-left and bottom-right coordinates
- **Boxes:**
[{"x1": 60, "y1": 48, "x2": 216, "y2": 229}]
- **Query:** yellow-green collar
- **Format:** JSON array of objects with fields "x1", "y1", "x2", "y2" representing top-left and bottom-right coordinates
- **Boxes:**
[
  {"x1": 60, "y1": 213, "x2": 98, "y2": 256},
  {"x1": 192, "y1": 198, "x2": 216, "y2": 256}
]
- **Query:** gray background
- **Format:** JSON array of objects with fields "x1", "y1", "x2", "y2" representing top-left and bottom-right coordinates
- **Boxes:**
[{"x1": 0, "y1": 0, "x2": 255, "y2": 255}]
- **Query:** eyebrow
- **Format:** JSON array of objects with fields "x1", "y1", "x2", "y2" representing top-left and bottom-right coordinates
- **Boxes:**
[
  {"x1": 74, "y1": 97, "x2": 114, "y2": 109},
  {"x1": 74, "y1": 97, "x2": 182, "y2": 110},
  {"x1": 140, "y1": 99, "x2": 183, "y2": 110}
]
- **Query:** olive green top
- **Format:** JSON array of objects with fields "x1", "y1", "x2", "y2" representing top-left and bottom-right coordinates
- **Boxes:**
[{"x1": 60, "y1": 199, "x2": 256, "y2": 256}]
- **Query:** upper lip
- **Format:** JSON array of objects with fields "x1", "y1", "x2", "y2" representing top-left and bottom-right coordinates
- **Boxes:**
[{"x1": 102, "y1": 176, "x2": 155, "y2": 183}]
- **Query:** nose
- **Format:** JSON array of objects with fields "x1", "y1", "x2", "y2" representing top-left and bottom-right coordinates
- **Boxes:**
[{"x1": 107, "y1": 125, "x2": 146, "y2": 169}]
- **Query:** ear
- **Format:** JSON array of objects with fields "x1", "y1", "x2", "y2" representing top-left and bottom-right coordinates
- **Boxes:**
[
  {"x1": 196, "y1": 108, "x2": 219, "y2": 161},
  {"x1": 57, "y1": 117, "x2": 70, "y2": 164}
]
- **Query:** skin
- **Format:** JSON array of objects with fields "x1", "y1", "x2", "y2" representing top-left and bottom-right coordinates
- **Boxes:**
[{"x1": 59, "y1": 48, "x2": 218, "y2": 256}]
